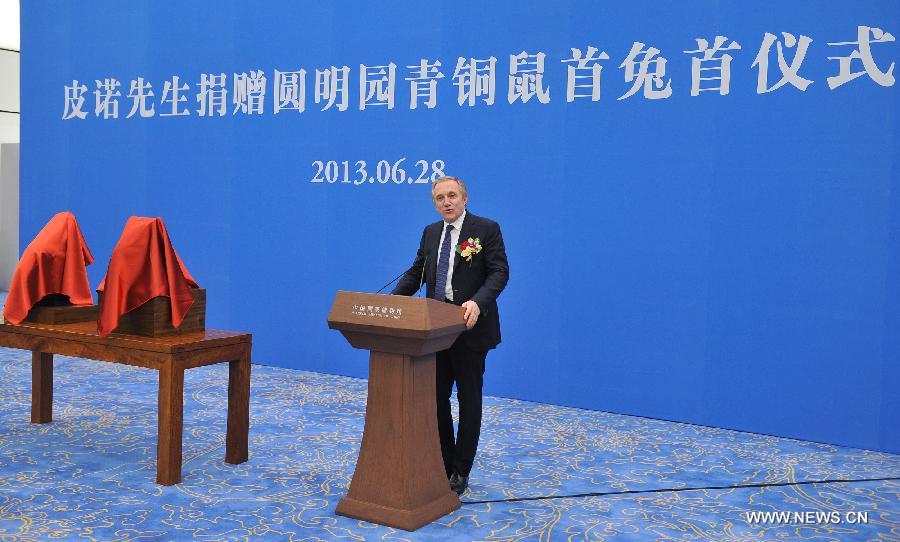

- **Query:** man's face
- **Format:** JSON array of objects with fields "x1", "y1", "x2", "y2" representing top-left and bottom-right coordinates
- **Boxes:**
[{"x1": 432, "y1": 180, "x2": 468, "y2": 223}]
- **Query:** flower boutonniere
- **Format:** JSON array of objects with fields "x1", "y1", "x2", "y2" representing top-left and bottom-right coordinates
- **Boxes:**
[{"x1": 456, "y1": 237, "x2": 483, "y2": 263}]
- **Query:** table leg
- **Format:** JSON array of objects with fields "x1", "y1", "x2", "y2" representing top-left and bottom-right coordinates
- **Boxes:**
[
  {"x1": 157, "y1": 362, "x2": 185, "y2": 485},
  {"x1": 31, "y1": 351, "x2": 53, "y2": 424},
  {"x1": 226, "y1": 354, "x2": 250, "y2": 464}
]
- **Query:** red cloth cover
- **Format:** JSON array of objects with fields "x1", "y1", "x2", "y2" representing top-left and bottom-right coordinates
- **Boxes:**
[
  {"x1": 2, "y1": 211, "x2": 95, "y2": 325},
  {"x1": 97, "y1": 217, "x2": 199, "y2": 337}
]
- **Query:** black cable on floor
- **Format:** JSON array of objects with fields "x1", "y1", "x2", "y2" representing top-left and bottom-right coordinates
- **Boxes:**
[{"x1": 461, "y1": 476, "x2": 900, "y2": 505}]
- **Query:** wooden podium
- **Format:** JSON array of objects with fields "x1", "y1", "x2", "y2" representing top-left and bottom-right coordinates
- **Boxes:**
[{"x1": 327, "y1": 291, "x2": 467, "y2": 531}]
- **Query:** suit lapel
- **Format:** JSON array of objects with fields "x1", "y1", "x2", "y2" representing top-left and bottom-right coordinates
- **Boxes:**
[{"x1": 429, "y1": 222, "x2": 442, "y2": 279}]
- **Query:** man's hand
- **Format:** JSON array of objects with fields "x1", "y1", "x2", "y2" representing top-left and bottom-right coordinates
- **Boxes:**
[{"x1": 461, "y1": 300, "x2": 480, "y2": 329}]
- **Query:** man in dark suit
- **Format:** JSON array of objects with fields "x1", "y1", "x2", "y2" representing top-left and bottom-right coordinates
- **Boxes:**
[{"x1": 392, "y1": 176, "x2": 509, "y2": 495}]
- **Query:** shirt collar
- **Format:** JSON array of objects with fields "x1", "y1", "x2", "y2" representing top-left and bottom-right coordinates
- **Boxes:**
[{"x1": 444, "y1": 210, "x2": 467, "y2": 232}]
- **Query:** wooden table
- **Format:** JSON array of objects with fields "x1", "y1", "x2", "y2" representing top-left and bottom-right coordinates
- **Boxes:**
[{"x1": 0, "y1": 320, "x2": 252, "y2": 485}]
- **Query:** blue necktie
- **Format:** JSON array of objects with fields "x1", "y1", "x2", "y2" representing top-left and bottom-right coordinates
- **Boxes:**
[{"x1": 433, "y1": 224, "x2": 454, "y2": 300}]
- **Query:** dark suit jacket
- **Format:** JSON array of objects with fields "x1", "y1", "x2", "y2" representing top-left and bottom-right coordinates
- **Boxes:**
[{"x1": 392, "y1": 211, "x2": 509, "y2": 351}]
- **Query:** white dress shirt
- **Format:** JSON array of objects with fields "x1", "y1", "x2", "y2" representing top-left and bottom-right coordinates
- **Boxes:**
[{"x1": 438, "y1": 210, "x2": 466, "y2": 302}]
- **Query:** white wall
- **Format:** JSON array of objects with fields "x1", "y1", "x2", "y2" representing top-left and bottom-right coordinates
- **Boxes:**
[
  {"x1": 0, "y1": 143, "x2": 18, "y2": 289},
  {"x1": 0, "y1": 48, "x2": 19, "y2": 143},
  {"x1": 0, "y1": 1, "x2": 19, "y2": 51},
  {"x1": 0, "y1": 46, "x2": 18, "y2": 288}
]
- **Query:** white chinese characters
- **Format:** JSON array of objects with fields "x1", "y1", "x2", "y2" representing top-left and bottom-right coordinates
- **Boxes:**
[
  {"x1": 351, "y1": 304, "x2": 403, "y2": 320},
  {"x1": 752, "y1": 32, "x2": 814, "y2": 93},
  {"x1": 619, "y1": 42, "x2": 672, "y2": 100},
  {"x1": 684, "y1": 36, "x2": 741, "y2": 96},
  {"x1": 827, "y1": 26, "x2": 895, "y2": 89},
  {"x1": 561, "y1": 47, "x2": 610, "y2": 102},
  {"x1": 61, "y1": 26, "x2": 896, "y2": 121}
]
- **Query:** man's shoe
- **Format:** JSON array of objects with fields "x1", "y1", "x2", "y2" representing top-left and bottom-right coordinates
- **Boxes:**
[{"x1": 450, "y1": 473, "x2": 468, "y2": 496}]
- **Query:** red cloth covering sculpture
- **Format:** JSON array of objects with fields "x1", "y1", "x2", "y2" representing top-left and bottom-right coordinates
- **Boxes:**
[
  {"x1": 97, "y1": 217, "x2": 199, "y2": 337},
  {"x1": 2, "y1": 211, "x2": 95, "y2": 325}
]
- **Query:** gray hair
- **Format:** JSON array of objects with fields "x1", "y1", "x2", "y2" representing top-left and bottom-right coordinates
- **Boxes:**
[{"x1": 431, "y1": 176, "x2": 468, "y2": 199}]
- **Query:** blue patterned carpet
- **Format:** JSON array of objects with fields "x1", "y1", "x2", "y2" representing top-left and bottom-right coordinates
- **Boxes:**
[{"x1": 0, "y1": 301, "x2": 898, "y2": 540}]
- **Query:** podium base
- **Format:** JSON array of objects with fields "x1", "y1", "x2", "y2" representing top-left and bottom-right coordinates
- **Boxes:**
[{"x1": 336, "y1": 491, "x2": 460, "y2": 532}]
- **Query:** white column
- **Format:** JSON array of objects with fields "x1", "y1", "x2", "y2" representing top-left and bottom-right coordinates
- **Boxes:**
[
  {"x1": 0, "y1": 49, "x2": 19, "y2": 143},
  {"x1": 0, "y1": 47, "x2": 20, "y2": 290},
  {"x1": 0, "y1": 143, "x2": 18, "y2": 289}
]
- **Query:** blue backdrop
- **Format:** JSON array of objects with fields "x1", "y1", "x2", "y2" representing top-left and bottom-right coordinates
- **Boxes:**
[{"x1": 20, "y1": 1, "x2": 899, "y2": 453}]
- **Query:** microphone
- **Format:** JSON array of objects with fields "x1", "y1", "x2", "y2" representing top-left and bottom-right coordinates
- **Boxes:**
[
  {"x1": 375, "y1": 254, "x2": 428, "y2": 295},
  {"x1": 375, "y1": 269, "x2": 406, "y2": 294}
]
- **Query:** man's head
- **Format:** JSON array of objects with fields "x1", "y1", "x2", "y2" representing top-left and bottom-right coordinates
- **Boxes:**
[{"x1": 432, "y1": 176, "x2": 468, "y2": 223}]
